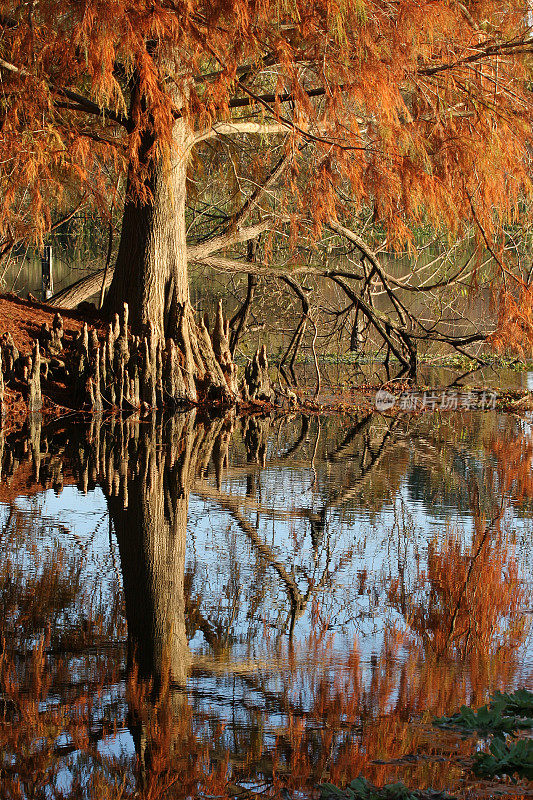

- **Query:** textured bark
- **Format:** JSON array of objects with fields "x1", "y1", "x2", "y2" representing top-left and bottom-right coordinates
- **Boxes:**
[
  {"x1": 104, "y1": 120, "x2": 192, "y2": 338},
  {"x1": 196, "y1": 318, "x2": 231, "y2": 397},
  {"x1": 1, "y1": 333, "x2": 18, "y2": 379},
  {"x1": 141, "y1": 331, "x2": 157, "y2": 409},
  {"x1": 98, "y1": 105, "x2": 246, "y2": 406},
  {"x1": 28, "y1": 342, "x2": 42, "y2": 414},
  {"x1": 242, "y1": 345, "x2": 273, "y2": 403},
  {"x1": 0, "y1": 347, "x2": 4, "y2": 416},
  {"x1": 48, "y1": 269, "x2": 111, "y2": 309},
  {"x1": 89, "y1": 346, "x2": 103, "y2": 412},
  {"x1": 176, "y1": 303, "x2": 198, "y2": 402}
]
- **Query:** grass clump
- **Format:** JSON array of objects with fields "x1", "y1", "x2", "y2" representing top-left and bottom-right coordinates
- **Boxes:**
[
  {"x1": 433, "y1": 702, "x2": 533, "y2": 735},
  {"x1": 473, "y1": 737, "x2": 533, "y2": 779},
  {"x1": 320, "y1": 776, "x2": 455, "y2": 800}
]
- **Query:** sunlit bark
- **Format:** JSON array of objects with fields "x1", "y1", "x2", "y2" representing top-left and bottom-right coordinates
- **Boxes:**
[{"x1": 105, "y1": 119, "x2": 193, "y2": 338}]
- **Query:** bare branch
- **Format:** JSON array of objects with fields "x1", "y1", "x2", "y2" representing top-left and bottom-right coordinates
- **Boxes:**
[
  {"x1": 328, "y1": 219, "x2": 411, "y2": 326},
  {"x1": 192, "y1": 121, "x2": 289, "y2": 145},
  {"x1": 188, "y1": 220, "x2": 273, "y2": 260},
  {"x1": 418, "y1": 36, "x2": 533, "y2": 76},
  {"x1": 231, "y1": 151, "x2": 294, "y2": 229}
]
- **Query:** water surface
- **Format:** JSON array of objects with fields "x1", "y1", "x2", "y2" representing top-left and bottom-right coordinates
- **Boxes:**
[{"x1": 1, "y1": 408, "x2": 532, "y2": 798}]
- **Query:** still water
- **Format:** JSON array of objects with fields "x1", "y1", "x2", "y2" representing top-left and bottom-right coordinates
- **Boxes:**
[
  {"x1": 1, "y1": 255, "x2": 92, "y2": 298},
  {"x1": 0, "y1": 409, "x2": 532, "y2": 798}
]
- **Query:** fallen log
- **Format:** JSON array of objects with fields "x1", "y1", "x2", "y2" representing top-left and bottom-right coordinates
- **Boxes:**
[{"x1": 48, "y1": 268, "x2": 112, "y2": 309}]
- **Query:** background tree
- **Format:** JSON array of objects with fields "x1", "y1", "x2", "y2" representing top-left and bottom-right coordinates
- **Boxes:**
[{"x1": 2, "y1": 0, "x2": 533, "y2": 389}]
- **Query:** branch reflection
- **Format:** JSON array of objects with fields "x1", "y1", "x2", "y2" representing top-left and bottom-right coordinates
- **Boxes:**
[{"x1": 0, "y1": 410, "x2": 530, "y2": 798}]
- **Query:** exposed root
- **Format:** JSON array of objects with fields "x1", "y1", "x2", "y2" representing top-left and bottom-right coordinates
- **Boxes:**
[{"x1": 0, "y1": 299, "x2": 276, "y2": 420}]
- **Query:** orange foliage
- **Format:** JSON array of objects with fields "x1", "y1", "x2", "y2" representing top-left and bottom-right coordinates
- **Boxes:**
[
  {"x1": 490, "y1": 284, "x2": 533, "y2": 358},
  {"x1": 0, "y1": 0, "x2": 532, "y2": 249},
  {"x1": 492, "y1": 430, "x2": 533, "y2": 499},
  {"x1": 388, "y1": 514, "x2": 526, "y2": 665}
]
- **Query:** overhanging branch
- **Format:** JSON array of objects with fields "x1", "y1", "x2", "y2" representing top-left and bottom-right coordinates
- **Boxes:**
[
  {"x1": 192, "y1": 121, "x2": 289, "y2": 144},
  {"x1": 0, "y1": 57, "x2": 130, "y2": 129}
]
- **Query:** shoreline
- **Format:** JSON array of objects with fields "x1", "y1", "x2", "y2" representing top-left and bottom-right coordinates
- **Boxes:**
[{"x1": 0, "y1": 292, "x2": 531, "y2": 434}]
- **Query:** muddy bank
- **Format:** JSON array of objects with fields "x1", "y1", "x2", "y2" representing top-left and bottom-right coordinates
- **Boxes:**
[{"x1": 0, "y1": 293, "x2": 105, "y2": 429}]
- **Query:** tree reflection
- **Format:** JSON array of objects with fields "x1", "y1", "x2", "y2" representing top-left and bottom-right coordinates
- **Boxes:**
[
  {"x1": 0, "y1": 409, "x2": 531, "y2": 799},
  {"x1": 108, "y1": 412, "x2": 194, "y2": 686}
]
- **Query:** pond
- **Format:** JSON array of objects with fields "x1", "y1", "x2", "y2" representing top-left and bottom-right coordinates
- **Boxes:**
[
  {"x1": 1, "y1": 255, "x2": 93, "y2": 299},
  {"x1": 0, "y1": 406, "x2": 532, "y2": 799}
]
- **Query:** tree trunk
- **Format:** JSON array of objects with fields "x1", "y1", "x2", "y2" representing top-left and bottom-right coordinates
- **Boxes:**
[
  {"x1": 104, "y1": 119, "x2": 192, "y2": 338},
  {"x1": 100, "y1": 112, "x2": 271, "y2": 407}
]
